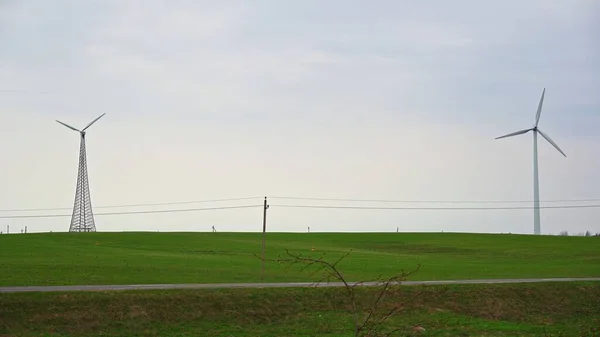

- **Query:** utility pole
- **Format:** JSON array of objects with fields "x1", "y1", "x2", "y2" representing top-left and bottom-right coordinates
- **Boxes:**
[{"x1": 260, "y1": 196, "x2": 269, "y2": 282}]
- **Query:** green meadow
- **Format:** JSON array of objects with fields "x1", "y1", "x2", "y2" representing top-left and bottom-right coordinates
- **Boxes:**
[
  {"x1": 1, "y1": 232, "x2": 599, "y2": 336},
  {"x1": 0, "y1": 232, "x2": 598, "y2": 286},
  {"x1": 1, "y1": 283, "x2": 599, "y2": 336}
]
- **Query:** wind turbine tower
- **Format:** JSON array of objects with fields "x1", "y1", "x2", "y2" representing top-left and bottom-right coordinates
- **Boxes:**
[
  {"x1": 495, "y1": 88, "x2": 566, "y2": 235},
  {"x1": 56, "y1": 114, "x2": 106, "y2": 232}
]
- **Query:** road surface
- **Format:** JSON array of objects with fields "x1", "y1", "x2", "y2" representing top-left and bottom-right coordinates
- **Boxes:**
[{"x1": 1, "y1": 277, "x2": 599, "y2": 293}]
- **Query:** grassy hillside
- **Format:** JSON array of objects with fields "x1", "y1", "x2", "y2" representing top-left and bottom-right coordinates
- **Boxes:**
[
  {"x1": 0, "y1": 232, "x2": 598, "y2": 286},
  {"x1": 1, "y1": 282, "x2": 599, "y2": 336}
]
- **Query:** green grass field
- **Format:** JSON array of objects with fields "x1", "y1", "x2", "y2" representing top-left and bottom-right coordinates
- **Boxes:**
[
  {"x1": 2, "y1": 283, "x2": 599, "y2": 336},
  {"x1": 1, "y1": 232, "x2": 599, "y2": 336},
  {"x1": 0, "y1": 232, "x2": 598, "y2": 286}
]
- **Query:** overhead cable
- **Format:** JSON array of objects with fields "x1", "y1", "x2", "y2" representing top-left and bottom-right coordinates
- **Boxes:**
[
  {"x1": 0, "y1": 204, "x2": 262, "y2": 219},
  {"x1": 271, "y1": 204, "x2": 600, "y2": 210},
  {"x1": 0, "y1": 196, "x2": 263, "y2": 213},
  {"x1": 3, "y1": 196, "x2": 600, "y2": 214},
  {"x1": 269, "y1": 196, "x2": 600, "y2": 204}
]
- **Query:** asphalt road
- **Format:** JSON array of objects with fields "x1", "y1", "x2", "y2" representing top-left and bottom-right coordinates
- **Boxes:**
[{"x1": 1, "y1": 277, "x2": 599, "y2": 293}]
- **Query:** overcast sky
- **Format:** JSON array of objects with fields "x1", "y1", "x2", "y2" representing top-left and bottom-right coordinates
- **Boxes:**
[{"x1": 1, "y1": 0, "x2": 598, "y2": 235}]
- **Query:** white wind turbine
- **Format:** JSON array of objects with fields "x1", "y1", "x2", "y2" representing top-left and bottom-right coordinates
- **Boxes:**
[
  {"x1": 56, "y1": 113, "x2": 106, "y2": 232},
  {"x1": 495, "y1": 88, "x2": 566, "y2": 235}
]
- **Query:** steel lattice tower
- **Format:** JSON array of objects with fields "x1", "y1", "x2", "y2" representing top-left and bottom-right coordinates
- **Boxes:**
[{"x1": 56, "y1": 114, "x2": 105, "y2": 233}]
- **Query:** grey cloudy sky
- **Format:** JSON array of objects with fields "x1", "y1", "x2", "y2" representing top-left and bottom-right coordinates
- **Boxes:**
[{"x1": 1, "y1": 0, "x2": 598, "y2": 235}]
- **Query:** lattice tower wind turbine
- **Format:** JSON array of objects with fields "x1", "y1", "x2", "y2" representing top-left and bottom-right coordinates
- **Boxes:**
[
  {"x1": 495, "y1": 88, "x2": 566, "y2": 235},
  {"x1": 56, "y1": 113, "x2": 106, "y2": 232}
]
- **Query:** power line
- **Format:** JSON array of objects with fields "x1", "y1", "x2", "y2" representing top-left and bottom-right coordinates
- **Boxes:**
[
  {"x1": 4, "y1": 195, "x2": 600, "y2": 214},
  {"x1": 271, "y1": 204, "x2": 600, "y2": 211},
  {"x1": 1, "y1": 202, "x2": 597, "y2": 220},
  {"x1": 0, "y1": 205, "x2": 262, "y2": 219},
  {"x1": 0, "y1": 197, "x2": 263, "y2": 213},
  {"x1": 269, "y1": 196, "x2": 600, "y2": 204}
]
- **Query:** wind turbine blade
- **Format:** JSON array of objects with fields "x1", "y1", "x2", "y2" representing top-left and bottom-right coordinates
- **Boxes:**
[
  {"x1": 534, "y1": 88, "x2": 545, "y2": 127},
  {"x1": 495, "y1": 128, "x2": 533, "y2": 140},
  {"x1": 537, "y1": 129, "x2": 566, "y2": 157},
  {"x1": 82, "y1": 113, "x2": 106, "y2": 131},
  {"x1": 56, "y1": 120, "x2": 80, "y2": 132}
]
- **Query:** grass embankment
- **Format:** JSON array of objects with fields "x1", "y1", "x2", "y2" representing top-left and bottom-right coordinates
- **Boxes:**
[
  {"x1": 1, "y1": 282, "x2": 599, "y2": 336},
  {"x1": 0, "y1": 232, "x2": 598, "y2": 286}
]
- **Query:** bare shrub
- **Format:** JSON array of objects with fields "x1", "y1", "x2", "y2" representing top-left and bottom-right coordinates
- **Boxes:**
[{"x1": 259, "y1": 249, "x2": 423, "y2": 337}]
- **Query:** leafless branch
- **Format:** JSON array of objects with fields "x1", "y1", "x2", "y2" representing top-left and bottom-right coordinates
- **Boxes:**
[
  {"x1": 357, "y1": 265, "x2": 421, "y2": 336},
  {"x1": 256, "y1": 250, "x2": 423, "y2": 337}
]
